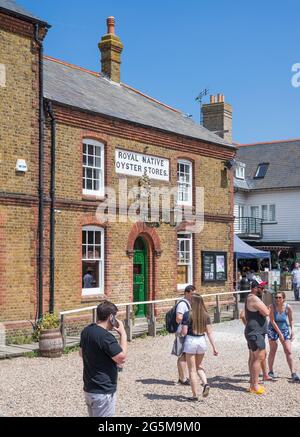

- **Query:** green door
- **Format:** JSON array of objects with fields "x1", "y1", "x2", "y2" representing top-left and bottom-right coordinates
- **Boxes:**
[{"x1": 133, "y1": 238, "x2": 147, "y2": 317}]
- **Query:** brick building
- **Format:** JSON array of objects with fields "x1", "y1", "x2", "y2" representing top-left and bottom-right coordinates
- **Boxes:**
[{"x1": 0, "y1": 1, "x2": 236, "y2": 337}]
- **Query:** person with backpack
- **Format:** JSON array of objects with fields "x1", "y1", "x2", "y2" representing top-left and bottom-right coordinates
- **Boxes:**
[
  {"x1": 174, "y1": 285, "x2": 195, "y2": 385},
  {"x1": 180, "y1": 293, "x2": 218, "y2": 400},
  {"x1": 267, "y1": 291, "x2": 300, "y2": 382}
]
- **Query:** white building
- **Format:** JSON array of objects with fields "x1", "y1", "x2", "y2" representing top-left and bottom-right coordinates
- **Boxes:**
[{"x1": 234, "y1": 139, "x2": 300, "y2": 265}]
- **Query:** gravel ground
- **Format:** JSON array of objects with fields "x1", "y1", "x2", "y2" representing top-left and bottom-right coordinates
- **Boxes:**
[{"x1": 0, "y1": 320, "x2": 299, "y2": 417}]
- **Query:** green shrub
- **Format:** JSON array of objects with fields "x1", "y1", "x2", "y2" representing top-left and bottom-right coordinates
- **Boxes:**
[
  {"x1": 8, "y1": 331, "x2": 33, "y2": 345},
  {"x1": 32, "y1": 312, "x2": 60, "y2": 342},
  {"x1": 157, "y1": 328, "x2": 169, "y2": 336},
  {"x1": 24, "y1": 351, "x2": 39, "y2": 358},
  {"x1": 63, "y1": 345, "x2": 80, "y2": 355}
]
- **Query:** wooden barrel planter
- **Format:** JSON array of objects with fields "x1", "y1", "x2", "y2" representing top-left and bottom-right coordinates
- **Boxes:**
[{"x1": 39, "y1": 328, "x2": 63, "y2": 358}]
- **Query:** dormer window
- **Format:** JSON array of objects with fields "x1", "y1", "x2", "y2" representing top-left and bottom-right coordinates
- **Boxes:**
[
  {"x1": 254, "y1": 163, "x2": 269, "y2": 179},
  {"x1": 235, "y1": 162, "x2": 245, "y2": 180}
]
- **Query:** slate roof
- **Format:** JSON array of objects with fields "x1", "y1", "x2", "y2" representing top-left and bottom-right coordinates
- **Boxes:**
[
  {"x1": 43, "y1": 58, "x2": 235, "y2": 149},
  {"x1": 233, "y1": 177, "x2": 251, "y2": 191},
  {"x1": 0, "y1": 0, "x2": 49, "y2": 25},
  {"x1": 235, "y1": 140, "x2": 300, "y2": 190}
]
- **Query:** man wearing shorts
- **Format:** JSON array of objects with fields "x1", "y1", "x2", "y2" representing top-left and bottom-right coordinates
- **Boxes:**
[{"x1": 244, "y1": 280, "x2": 270, "y2": 395}]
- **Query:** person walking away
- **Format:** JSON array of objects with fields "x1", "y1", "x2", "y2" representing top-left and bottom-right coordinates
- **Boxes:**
[
  {"x1": 244, "y1": 280, "x2": 270, "y2": 395},
  {"x1": 79, "y1": 300, "x2": 127, "y2": 417},
  {"x1": 267, "y1": 292, "x2": 300, "y2": 381},
  {"x1": 181, "y1": 294, "x2": 218, "y2": 400},
  {"x1": 175, "y1": 285, "x2": 195, "y2": 385},
  {"x1": 291, "y1": 262, "x2": 300, "y2": 301}
]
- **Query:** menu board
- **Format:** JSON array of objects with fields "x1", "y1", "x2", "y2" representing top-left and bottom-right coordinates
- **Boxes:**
[
  {"x1": 202, "y1": 252, "x2": 227, "y2": 282},
  {"x1": 216, "y1": 255, "x2": 226, "y2": 281},
  {"x1": 203, "y1": 254, "x2": 215, "y2": 281}
]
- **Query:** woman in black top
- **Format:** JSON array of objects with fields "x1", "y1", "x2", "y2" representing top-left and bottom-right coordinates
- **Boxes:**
[{"x1": 181, "y1": 294, "x2": 218, "y2": 401}]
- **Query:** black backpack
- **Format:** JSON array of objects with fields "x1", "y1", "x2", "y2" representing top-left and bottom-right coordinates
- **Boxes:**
[{"x1": 165, "y1": 299, "x2": 190, "y2": 333}]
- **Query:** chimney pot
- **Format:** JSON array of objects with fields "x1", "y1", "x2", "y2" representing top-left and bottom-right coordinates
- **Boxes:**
[
  {"x1": 107, "y1": 16, "x2": 115, "y2": 35},
  {"x1": 202, "y1": 93, "x2": 232, "y2": 143},
  {"x1": 99, "y1": 16, "x2": 123, "y2": 82}
]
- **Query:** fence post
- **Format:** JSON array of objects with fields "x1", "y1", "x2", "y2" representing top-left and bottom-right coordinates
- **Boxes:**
[
  {"x1": 60, "y1": 314, "x2": 66, "y2": 348},
  {"x1": 233, "y1": 293, "x2": 239, "y2": 319},
  {"x1": 124, "y1": 305, "x2": 133, "y2": 342},
  {"x1": 92, "y1": 308, "x2": 97, "y2": 324},
  {"x1": 148, "y1": 303, "x2": 156, "y2": 337},
  {"x1": 214, "y1": 295, "x2": 221, "y2": 323}
]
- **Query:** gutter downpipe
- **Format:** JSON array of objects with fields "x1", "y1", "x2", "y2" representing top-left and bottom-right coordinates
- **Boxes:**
[
  {"x1": 47, "y1": 101, "x2": 56, "y2": 314},
  {"x1": 34, "y1": 24, "x2": 45, "y2": 321}
]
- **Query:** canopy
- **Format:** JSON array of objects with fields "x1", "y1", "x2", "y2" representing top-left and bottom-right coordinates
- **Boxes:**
[{"x1": 234, "y1": 235, "x2": 270, "y2": 260}]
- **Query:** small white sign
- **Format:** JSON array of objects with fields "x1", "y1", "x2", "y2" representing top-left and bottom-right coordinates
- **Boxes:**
[
  {"x1": 16, "y1": 159, "x2": 28, "y2": 172},
  {"x1": 0, "y1": 64, "x2": 6, "y2": 88},
  {"x1": 115, "y1": 148, "x2": 169, "y2": 181}
]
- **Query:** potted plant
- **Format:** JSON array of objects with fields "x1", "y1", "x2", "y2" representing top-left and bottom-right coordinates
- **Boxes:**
[{"x1": 35, "y1": 313, "x2": 63, "y2": 358}]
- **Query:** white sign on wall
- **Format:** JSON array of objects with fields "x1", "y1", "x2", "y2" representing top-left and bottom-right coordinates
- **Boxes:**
[{"x1": 115, "y1": 148, "x2": 169, "y2": 181}]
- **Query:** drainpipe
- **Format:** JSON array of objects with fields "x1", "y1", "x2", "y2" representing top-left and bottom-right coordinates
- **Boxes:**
[
  {"x1": 47, "y1": 101, "x2": 56, "y2": 314},
  {"x1": 34, "y1": 24, "x2": 45, "y2": 321}
]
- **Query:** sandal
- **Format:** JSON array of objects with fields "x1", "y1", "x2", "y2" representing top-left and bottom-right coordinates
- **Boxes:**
[
  {"x1": 249, "y1": 385, "x2": 265, "y2": 395},
  {"x1": 202, "y1": 384, "x2": 210, "y2": 398}
]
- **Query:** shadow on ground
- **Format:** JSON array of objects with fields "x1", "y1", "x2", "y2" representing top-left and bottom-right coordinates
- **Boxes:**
[
  {"x1": 136, "y1": 378, "x2": 176, "y2": 386},
  {"x1": 144, "y1": 393, "x2": 204, "y2": 403}
]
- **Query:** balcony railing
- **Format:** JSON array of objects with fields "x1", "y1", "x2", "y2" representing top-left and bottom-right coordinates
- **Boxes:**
[{"x1": 235, "y1": 217, "x2": 263, "y2": 239}]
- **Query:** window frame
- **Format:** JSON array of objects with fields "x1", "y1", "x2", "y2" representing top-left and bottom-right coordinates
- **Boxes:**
[
  {"x1": 262, "y1": 204, "x2": 276, "y2": 223},
  {"x1": 202, "y1": 251, "x2": 227, "y2": 283},
  {"x1": 250, "y1": 205, "x2": 260, "y2": 218},
  {"x1": 82, "y1": 225, "x2": 104, "y2": 296},
  {"x1": 177, "y1": 159, "x2": 193, "y2": 206},
  {"x1": 235, "y1": 162, "x2": 245, "y2": 180},
  {"x1": 269, "y1": 204, "x2": 276, "y2": 222},
  {"x1": 82, "y1": 139, "x2": 105, "y2": 197},
  {"x1": 254, "y1": 163, "x2": 269, "y2": 179},
  {"x1": 177, "y1": 232, "x2": 193, "y2": 290}
]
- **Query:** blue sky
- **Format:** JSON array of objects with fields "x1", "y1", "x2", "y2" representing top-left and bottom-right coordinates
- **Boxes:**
[{"x1": 20, "y1": 0, "x2": 300, "y2": 143}]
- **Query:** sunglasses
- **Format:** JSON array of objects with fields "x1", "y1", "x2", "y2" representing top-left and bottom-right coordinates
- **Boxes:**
[{"x1": 275, "y1": 296, "x2": 283, "y2": 299}]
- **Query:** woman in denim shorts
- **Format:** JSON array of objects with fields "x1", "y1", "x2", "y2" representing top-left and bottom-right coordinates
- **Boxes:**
[
  {"x1": 267, "y1": 292, "x2": 299, "y2": 381},
  {"x1": 181, "y1": 294, "x2": 218, "y2": 401}
]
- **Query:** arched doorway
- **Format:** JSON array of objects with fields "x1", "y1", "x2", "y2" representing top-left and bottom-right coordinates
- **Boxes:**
[{"x1": 133, "y1": 237, "x2": 148, "y2": 317}]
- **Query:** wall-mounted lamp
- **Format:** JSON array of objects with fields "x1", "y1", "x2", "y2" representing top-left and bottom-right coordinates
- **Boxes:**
[{"x1": 224, "y1": 159, "x2": 236, "y2": 170}]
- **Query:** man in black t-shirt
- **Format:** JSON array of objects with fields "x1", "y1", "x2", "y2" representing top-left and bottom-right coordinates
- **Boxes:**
[{"x1": 80, "y1": 300, "x2": 127, "y2": 417}]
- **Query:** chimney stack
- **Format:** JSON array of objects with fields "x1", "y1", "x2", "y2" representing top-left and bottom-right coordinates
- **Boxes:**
[
  {"x1": 99, "y1": 17, "x2": 124, "y2": 83},
  {"x1": 202, "y1": 94, "x2": 232, "y2": 143}
]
